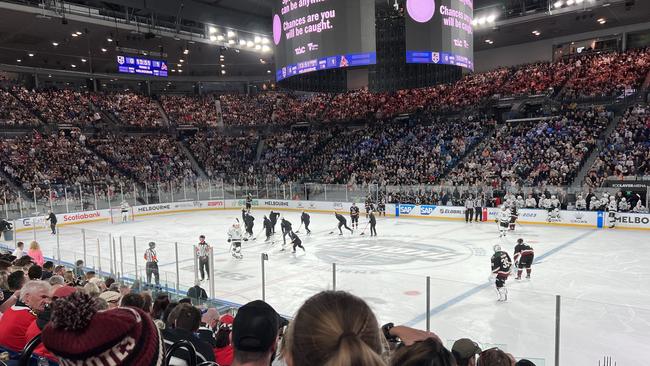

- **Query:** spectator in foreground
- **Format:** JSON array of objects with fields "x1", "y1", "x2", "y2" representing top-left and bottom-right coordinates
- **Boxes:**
[
  {"x1": 283, "y1": 291, "x2": 385, "y2": 366},
  {"x1": 27, "y1": 241, "x2": 44, "y2": 266},
  {"x1": 215, "y1": 314, "x2": 235, "y2": 366},
  {"x1": 120, "y1": 292, "x2": 145, "y2": 310},
  {"x1": 42, "y1": 291, "x2": 164, "y2": 365},
  {"x1": 12, "y1": 241, "x2": 25, "y2": 258},
  {"x1": 452, "y1": 338, "x2": 482, "y2": 366},
  {"x1": 198, "y1": 307, "x2": 220, "y2": 347},
  {"x1": 0, "y1": 280, "x2": 51, "y2": 351},
  {"x1": 389, "y1": 337, "x2": 456, "y2": 366},
  {"x1": 163, "y1": 303, "x2": 216, "y2": 365},
  {"x1": 0, "y1": 270, "x2": 26, "y2": 312},
  {"x1": 41, "y1": 261, "x2": 54, "y2": 280},
  {"x1": 232, "y1": 300, "x2": 282, "y2": 366},
  {"x1": 73, "y1": 259, "x2": 84, "y2": 279},
  {"x1": 98, "y1": 290, "x2": 121, "y2": 309},
  {"x1": 477, "y1": 348, "x2": 516, "y2": 366},
  {"x1": 27, "y1": 264, "x2": 43, "y2": 280}
]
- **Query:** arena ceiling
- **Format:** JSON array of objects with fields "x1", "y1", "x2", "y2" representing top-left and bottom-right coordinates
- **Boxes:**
[{"x1": 0, "y1": 0, "x2": 647, "y2": 79}]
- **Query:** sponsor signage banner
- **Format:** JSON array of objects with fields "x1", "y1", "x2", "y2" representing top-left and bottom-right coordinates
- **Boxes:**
[
  {"x1": 615, "y1": 212, "x2": 650, "y2": 229},
  {"x1": 136, "y1": 204, "x2": 172, "y2": 213}
]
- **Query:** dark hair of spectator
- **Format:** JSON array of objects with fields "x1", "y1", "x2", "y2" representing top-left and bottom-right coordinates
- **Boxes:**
[
  {"x1": 151, "y1": 293, "x2": 170, "y2": 320},
  {"x1": 390, "y1": 338, "x2": 456, "y2": 366},
  {"x1": 8, "y1": 270, "x2": 26, "y2": 290},
  {"x1": 28, "y1": 265, "x2": 43, "y2": 280},
  {"x1": 170, "y1": 303, "x2": 202, "y2": 332},
  {"x1": 120, "y1": 293, "x2": 145, "y2": 310}
]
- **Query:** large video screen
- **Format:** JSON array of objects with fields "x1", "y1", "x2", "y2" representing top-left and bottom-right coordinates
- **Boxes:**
[
  {"x1": 117, "y1": 55, "x2": 168, "y2": 77},
  {"x1": 405, "y1": 0, "x2": 474, "y2": 70},
  {"x1": 272, "y1": 0, "x2": 376, "y2": 81}
]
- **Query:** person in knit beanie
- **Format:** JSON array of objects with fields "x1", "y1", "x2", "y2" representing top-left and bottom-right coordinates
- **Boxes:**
[{"x1": 42, "y1": 291, "x2": 164, "y2": 365}]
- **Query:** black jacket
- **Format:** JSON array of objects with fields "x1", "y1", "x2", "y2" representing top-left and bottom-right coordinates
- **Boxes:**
[
  {"x1": 46, "y1": 213, "x2": 57, "y2": 225},
  {"x1": 162, "y1": 327, "x2": 215, "y2": 364},
  {"x1": 335, "y1": 213, "x2": 347, "y2": 223},
  {"x1": 301, "y1": 212, "x2": 310, "y2": 224},
  {"x1": 187, "y1": 285, "x2": 208, "y2": 301}
]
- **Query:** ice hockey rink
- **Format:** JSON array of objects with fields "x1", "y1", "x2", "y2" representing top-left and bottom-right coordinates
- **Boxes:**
[{"x1": 10, "y1": 209, "x2": 650, "y2": 365}]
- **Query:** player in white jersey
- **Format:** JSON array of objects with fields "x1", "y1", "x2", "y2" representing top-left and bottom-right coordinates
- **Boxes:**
[
  {"x1": 607, "y1": 196, "x2": 618, "y2": 228},
  {"x1": 575, "y1": 194, "x2": 587, "y2": 210},
  {"x1": 497, "y1": 206, "x2": 510, "y2": 237},
  {"x1": 618, "y1": 198, "x2": 630, "y2": 212},
  {"x1": 228, "y1": 219, "x2": 246, "y2": 259},
  {"x1": 120, "y1": 200, "x2": 130, "y2": 223},
  {"x1": 632, "y1": 200, "x2": 648, "y2": 213},
  {"x1": 589, "y1": 196, "x2": 600, "y2": 211},
  {"x1": 515, "y1": 195, "x2": 525, "y2": 209},
  {"x1": 525, "y1": 194, "x2": 537, "y2": 208}
]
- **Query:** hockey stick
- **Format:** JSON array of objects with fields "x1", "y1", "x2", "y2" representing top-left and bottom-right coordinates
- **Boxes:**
[
  {"x1": 359, "y1": 221, "x2": 370, "y2": 236},
  {"x1": 252, "y1": 227, "x2": 265, "y2": 241},
  {"x1": 294, "y1": 222, "x2": 303, "y2": 234}
]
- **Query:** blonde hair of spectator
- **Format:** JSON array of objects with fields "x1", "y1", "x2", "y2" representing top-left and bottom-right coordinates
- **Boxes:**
[
  {"x1": 29, "y1": 241, "x2": 40, "y2": 250},
  {"x1": 283, "y1": 290, "x2": 386, "y2": 366}
]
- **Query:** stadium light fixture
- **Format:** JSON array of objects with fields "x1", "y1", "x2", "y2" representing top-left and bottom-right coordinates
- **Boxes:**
[
  {"x1": 597, "y1": 17, "x2": 606, "y2": 24},
  {"x1": 255, "y1": 36, "x2": 261, "y2": 43},
  {"x1": 228, "y1": 39, "x2": 235, "y2": 45},
  {"x1": 217, "y1": 35, "x2": 225, "y2": 41},
  {"x1": 178, "y1": 69, "x2": 182, "y2": 73},
  {"x1": 566, "y1": 0, "x2": 574, "y2": 5},
  {"x1": 227, "y1": 30, "x2": 236, "y2": 38},
  {"x1": 183, "y1": 48, "x2": 189, "y2": 55},
  {"x1": 532, "y1": 30, "x2": 541, "y2": 36},
  {"x1": 255, "y1": 44, "x2": 262, "y2": 50},
  {"x1": 81, "y1": 58, "x2": 87, "y2": 62},
  {"x1": 262, "y1": 38, "x2": 270, "y2": 44},
  {"x1": 221, "y1": 70, "x2": 226, "y2": 75},
  {"x1": 576, "y1": 0, "x2": 584, "y2": 3},
  {"x1": 247, "y1": 40, "x2": 255, "y2": 48},
  {"x1": 180, "y1": 59, "x2": 184, "y2": 63},
  {"x1": 107, "y1": 37, "x2": 113, "y2": 42},
  {"x1": 267, "y1": 70, "x2": 271, "y2": 74},
  {"x1": 262, "y1": 45, "x2": 271, "y2": 52},
  {"x1": 485, "y1": 39, "x2": 493, "y2": 44},
  {"x1": 221, "y1": 64, "x2": 225, "y2": 68},
  {"x1": 101, "y1": 48, "x2": 107, "y2": 52},
  {"x1": 486, "y1": 14, "x2": 497, "y2": 23},
  {"x1": 52, "y1": 42, "x2": 59, "y2": 46},
  {"x1": 16, "y1": 59, "x2": 22, "y2": 63},
  {"x1": 71, "y1": 33, "x2": 79, "y2": 37},
  {"x1": 71, "y1": 64, "x2": 76, "y2": 68},
  {"x1": 240, "y1": 39, "x2": 247, "y2": 46},
  {"x1": 477, "y1": 17, "x2": 486, "y2": 25},
  {"x1": 28, "y1": 53, "x2": 34, "y2": 57},
  {"x1": 553, "y1": 1, "x2": 563, "y2": 8},
  {"x1": 209, "y1": 26, "x2": 217, "y2": 34},
  {"x1": 210, "y1": 35, "x2": 217, "y2": 41}
]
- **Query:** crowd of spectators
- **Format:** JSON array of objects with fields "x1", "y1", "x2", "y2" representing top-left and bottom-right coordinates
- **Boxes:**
[
  {"x1": 11, "y1": 86, "x2": 100, "y2": 126},
  {"x1": 0, "y1": 89, "x2": 40, "y2": 127},
  {"x1": 88, "y1": 134, "x2": 198, "y2": 185},
  {"x1": 499, "y1": 59, "x2": 574, "y2": 97},
  {"x1": 186, "y1": 132, "x2": 259, "y2": 182},
  {"x1": 0, "y1": 131, "x2": 127, "y2": 195},
  {"x1": 91, "y1": 92, "x2": 165, "y2": 128},
  {"x1": 160, "y1": 95, "x2": 220, "y2": 127},
  {"x1": 585, "y1": 104, "x2": 650, "y2": 187},
  {"x1": 1, "y1": 242, "x2": 538, "y2": 366},
  {"x1": 560, "y1": 48, "x2": 650, "y2": 100},
  {"x1": 445, "y1": 107, "x2": 610, "y2": 188},
  {"x1": 218, "y1": 93, "x2": 279, "y2": 125}
]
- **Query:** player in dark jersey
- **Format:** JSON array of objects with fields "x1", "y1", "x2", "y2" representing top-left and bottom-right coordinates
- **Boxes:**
[
  {"x1": 245, "y1": 193, "x2": 253, "y2": 212},
  {"x1": 365, "y1": 197, "x2": 374, "y2": 219},
  {"x1": 513, "y1": 238, "x2": 534, "y2": 280},
  {"x1": 269, "y1": 211, "x2": 280, "y2": 234},
  {"x1": 350, "y1": 203, "x2": 360, "y2": 229},
  {"x1": 289, "y1": 231, "x2": 305, "y2": 253},
  {"x1": 491, "y1": 244, "x2": 513, "y2": 302},
  {"x1": 334, "y1": 212, "x2": 353, "y2": 235},
  {"x1": 300, "y1": 211, "x2": 311, "y2": 235},
  {"x1": 280, "y1": 217, "x2": 293, "y2": 249},
  {"x1": 263, "y1": 216, "x2": 273, "y2": 242},
  {"x1": 509, "y1": 205, "x2": 519, "y2": 231},
  {"x1": 377, "y1": 196, "x2": 386, "y2": 217}
]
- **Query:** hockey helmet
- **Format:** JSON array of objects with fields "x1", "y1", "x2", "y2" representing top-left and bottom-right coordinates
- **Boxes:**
[
  {"x1": 517, "y1": 195, "x2": 523, "y2": 199},
  {"x1": 577, "y1": 194, "x2": 582, "y2": 199},
  {"x1": 493, "y1": 244, "x2": 502, "y2": 252},
  {"x1": 148, "y1": 241, "x2": 156, "y2": 249},
  {"x1": 551, "y1": 195, "x2": 556, "y2": 200},
  {"x1": 517, "y1": 238, "x2": 524, "y2": 244},
  {"x1": 609, "y1": 196, "x2": 616, "y2": 201},
  {"x1": 621, "y1": 198, "x2": 626, "y2": 202},
  {"x1": 233, "y1": 219, "x2": 240, "y2": 228}
]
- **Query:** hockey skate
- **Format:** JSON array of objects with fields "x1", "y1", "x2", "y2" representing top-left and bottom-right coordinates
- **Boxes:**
[{"x1": 497, "y1": 287, "x2": 508, "y2": 302}]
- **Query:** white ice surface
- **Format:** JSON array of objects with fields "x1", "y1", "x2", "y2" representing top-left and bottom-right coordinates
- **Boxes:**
[{"x1": 13, "y1": 209, "x2": 650, "y2": 365}]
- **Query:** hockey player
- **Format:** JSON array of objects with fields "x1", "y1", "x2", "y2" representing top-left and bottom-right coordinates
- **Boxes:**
[
  {"x1": 632, "y1": 200, "x2": 648, "y2": 213},
  {"x1": 464, "y1": 195, "x2": 474, "y2": 223},
  {"x1": 490, "y1": 244, "x2": 513, "y2": 302},
  {"x1": 599, "y1": 193, "x2": 610, "y2": 211},
  {"x1": 377, "y1": 196, "x2": 386, "y2": 217},
  {"x1": 509, "y1": 204, "x2": 519, "y2": 231},
  {"x1": 263, "y1": 215, "x2": 273, "y2": 242},
  {"x1": 120, "y1": 200, "x2": 130, "y2": 222},
  {"x1": 515, "y1": 195, "x2": 525, "y2": 209},
  {"x1": 245, "y1": 193, "x2": 253, "y2": 212},
  {"x1": 525, "y1": 194, "x2": 537, "y2": 208},
  {"x1": 288, "y1": 231, "x2": 305, "y2": 253},
  {"x1": 618, "y1": 197, "x2": 630, "y2": 212},
  {"x1": 513, "y1": 238, "x2": 534, "y2": 280},
  {"x1": 589, "y1": 196, "x2": 600, "y2": 211},
  {"x1": 607, "y1": 196, "x2": 617, "y2": 229},
  {"x1": 550, "y1": 195, "x2": 561, "y2": 210},
  {"x1": 350, "y1": 203, "x2": 360, "y2": 229},
  {"x1": 497, "y1": 206, "x2": 510, "y2": 237},
  {"x1": 280, "y1": 217, "x2": 293, "y2": 249},
  {"x1": 300, "y1": 211, "x2": 311, "y2": 235},
  {"x1": 474, "y1": 194, "x2": 484, "y2": 222},
  {"x1": 228, "y1": 220, "x2": 246, "y2": 259},
  {"x1": 575, "y1": 194, "x2": 587, "y2": 211},
  {"x1": 364, "y1": 197, "x2": 374, "y2": 219},
  {"x1": 242, "y1": 209, "x2": 255, "y2": 237},
  {"x1": 369, "y1": 210, "x2": 377, "y2": 237},
  {"x1": 0, "y1": 218, "x2": 12, "y2": 240},
  {"x1": 269, "y1": 211, "x2": 280, "y2": 234},
  {"x1": 335, "y1": 212, "x2": 354, "y2": 235},
  {"x1": 45, "y1": 210, "x2": 57, "y2": 235}
]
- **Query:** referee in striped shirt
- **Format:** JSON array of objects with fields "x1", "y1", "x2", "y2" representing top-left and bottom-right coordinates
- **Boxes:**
[
  {"x1": 196, "y1": 235, "x2": 211, "y2": 281},
  {"x1": 144, "y1": 241, "x2": 160, "y2": 287}
]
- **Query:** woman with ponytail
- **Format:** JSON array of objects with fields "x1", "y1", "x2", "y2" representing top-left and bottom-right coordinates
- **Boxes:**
[{"x1": 283, "y1": 291, "x2": 387, "y2": 366}]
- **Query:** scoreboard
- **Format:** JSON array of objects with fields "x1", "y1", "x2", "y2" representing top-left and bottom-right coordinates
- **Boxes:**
[{"x1": 117, "y1": 55, "x2": 168, "y2": 77}]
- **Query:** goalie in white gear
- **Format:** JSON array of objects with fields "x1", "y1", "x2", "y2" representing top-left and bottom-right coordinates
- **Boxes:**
[
  {"x1": 497, "y1": 206, "x2": 510, "y2": 237},
  {"x1": 575, "y1": 194, "x2": 587, "y2": 211},
  {"x1": 607, "y1": 196, "x2": 618, "y2": 228},
  {"x1": 120, "y1": 200, "x2": 130, "y2": 222},
  {"x1": 228, "y1": 219, "x2": 246, "y2": 259}
]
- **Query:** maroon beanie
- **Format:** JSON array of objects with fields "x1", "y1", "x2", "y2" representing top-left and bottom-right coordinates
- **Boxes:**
[{"x1": 42, "y1": 291, "x2": 163, "y2": 365}]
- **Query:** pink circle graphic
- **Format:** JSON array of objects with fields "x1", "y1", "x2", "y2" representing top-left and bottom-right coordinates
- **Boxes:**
[
  {"x1": 406, "y1": 0, "x2": 436, "y2": 23},
  {"x1": 273, "y1": 14, "x2": 282, "y2": 45}
]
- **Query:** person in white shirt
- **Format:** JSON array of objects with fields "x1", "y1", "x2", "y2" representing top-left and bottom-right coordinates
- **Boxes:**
[{"x1": 12, "y1": 241, "x2": 25, "y2": 258}]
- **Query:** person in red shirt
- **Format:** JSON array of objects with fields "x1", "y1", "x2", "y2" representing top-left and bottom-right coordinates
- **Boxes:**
[
  {"x1": 0, "y1": 280, "x2": 51, "y2": 351},
  {"x1": 23, "y1": 286, "x2": 76, "y2": 360},
  {"x1": 214, "y1": 314, "x2": 234, "y2": 366}
]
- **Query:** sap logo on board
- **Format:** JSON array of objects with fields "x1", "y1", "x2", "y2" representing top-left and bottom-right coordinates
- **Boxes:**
[
  {"x1": 420, "y1": 205, "x2": 437, "y2": 215},
  {"x1": 264, "y1": 200, "x2": 289, "y2": 207},
  {"x1": 399, "y1": 204, "x2": 416, "y2": 214}
]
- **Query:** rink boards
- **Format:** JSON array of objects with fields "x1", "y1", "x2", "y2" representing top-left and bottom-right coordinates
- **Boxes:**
[{"x1": 11, "y1": 198, "x2": 650, "y2": 232}]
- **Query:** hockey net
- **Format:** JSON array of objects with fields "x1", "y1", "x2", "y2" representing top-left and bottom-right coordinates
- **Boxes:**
[{"x1": 109, "y1": 206, "x2": 135, "y2": 224}]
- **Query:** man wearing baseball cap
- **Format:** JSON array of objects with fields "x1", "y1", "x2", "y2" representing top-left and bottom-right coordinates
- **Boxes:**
[
  {"x1": 231, "y1": 300, "x2": 283, "y2": 366},
  {"x1": 452, "y1": 338, "x2": 482, "y2": 366}
]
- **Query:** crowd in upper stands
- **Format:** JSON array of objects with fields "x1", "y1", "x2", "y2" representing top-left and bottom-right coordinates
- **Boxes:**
[
  {"x1": 0, "y1": 89, "x2": 40, "y2": 127},
  {"x1": 11, "y1": 86, "x2": 99, "y2": 126},
  {"x1": 0, "y1": 243, "x2": 538, "y2": 366},
  {"x1": 585, "y1": 104, "x2": 650, "y2": 187},
  {"x1": 91, "y1": 92, "x2": 165, "y2": 128},
  {"x1": 160, "y1": 95, "x2": 220, "y2": 127},
  {"x1": 445, "y1": 106, "x2": 611, "y2": 188}
]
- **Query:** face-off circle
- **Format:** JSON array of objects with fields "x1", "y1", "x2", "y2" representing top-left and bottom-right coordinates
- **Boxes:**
[
  {"x1": 273, "y1": 14, "x2": 282, "y2": 45},
  {"x1": 406, "y1": 0, "x2": 436, "y2": 23}
]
